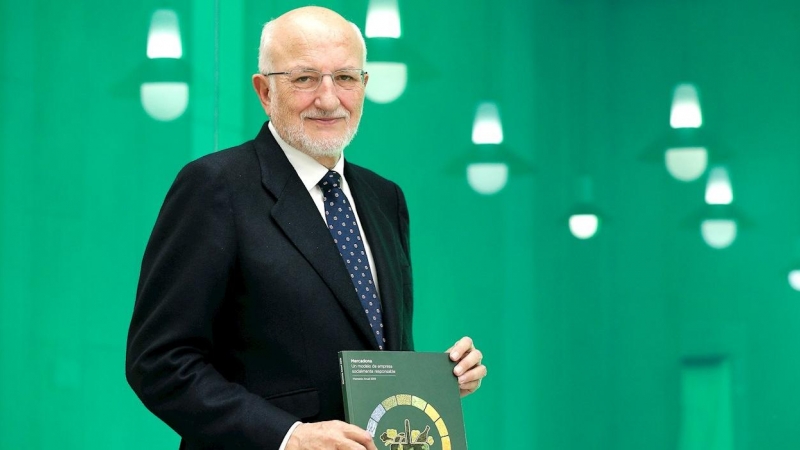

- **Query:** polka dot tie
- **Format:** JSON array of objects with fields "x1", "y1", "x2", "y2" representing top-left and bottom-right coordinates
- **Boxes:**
[{"x1": 319, "y1": 170, "x2": 385, "y2": 349}]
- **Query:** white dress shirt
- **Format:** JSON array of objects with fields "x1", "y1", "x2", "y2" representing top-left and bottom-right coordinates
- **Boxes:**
[{"x1": 268, "y1": 122, "x2": 380, "y2": 449}]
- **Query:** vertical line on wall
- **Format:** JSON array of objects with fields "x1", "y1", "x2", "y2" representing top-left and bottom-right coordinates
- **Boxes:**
[
  {"x1": 215, "y1": 0, "x2": 246, "y2": 149},
  {"x1": 213, "y1": 0, "x2": 220, "y2": 152},
  {"x1": 190, "y1": 0, "x2": 218, "y2": 158}
]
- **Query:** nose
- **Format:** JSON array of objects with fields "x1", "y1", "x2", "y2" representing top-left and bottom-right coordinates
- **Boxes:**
[{"x1": 314, "y1": 75, "x2": 341, "y2": 111}]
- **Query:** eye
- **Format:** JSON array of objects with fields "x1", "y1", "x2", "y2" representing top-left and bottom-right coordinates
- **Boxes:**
[{"x1": 292, "y1": 72, "x2": 320, "y2": 85}]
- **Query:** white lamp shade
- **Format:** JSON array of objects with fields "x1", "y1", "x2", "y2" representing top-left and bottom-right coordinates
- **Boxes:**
[
  {"x1": 665, "y1": 147, "x2": 708, "y2": 182},
  {"x1": 789, "y1": 270, "x2": 800, "y2": 291},
  {"x1": 364, "y1": 62, "x2": 407, "y2": 104},
  {"x1": 147, "y1": 9, "x2": 182, "y2": 59},
  {"x1": 365, "y1": 0, "x2": 401, "y2": 38},
  {"x1": 472, "y1": 102, "x2": 504, "y2": 144},
  {"x1": 141, "y1": 82, "x2": 189, "y2": 121},
  {"x1": 700, "y1": 219, "x2": 737, "y2": 249},
  {"x1": 705, "y1": 166, "x2": 733, "y2": 205},
  {"x1": 670, "y1": 83, "x2": 702, "y2": 129},
  {"x1": 569, "y1": 214, "x2": 600, "y2": 239},
  {"x1": 466, "y1": 162, "x2": 508, "y2": 195}
]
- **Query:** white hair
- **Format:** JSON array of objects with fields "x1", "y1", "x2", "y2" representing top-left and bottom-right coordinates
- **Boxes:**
[{"x1": 257, "y1": 20, "x2": 367, "y2": 74}]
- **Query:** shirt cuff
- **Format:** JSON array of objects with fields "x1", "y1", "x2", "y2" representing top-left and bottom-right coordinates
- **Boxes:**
[{"x1": 278, "y1": 421, "x2": 303, "y2": 450}]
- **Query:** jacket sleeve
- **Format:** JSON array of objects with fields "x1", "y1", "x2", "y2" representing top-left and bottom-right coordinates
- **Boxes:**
[{"x1": 126, "y1": 157, "x2": 296, "y2": 449}]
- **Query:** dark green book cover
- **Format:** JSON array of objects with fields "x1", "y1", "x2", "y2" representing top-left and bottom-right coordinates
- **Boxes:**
[{"x1": 339, "y1": 351, "x2": 468, "y2": 450}]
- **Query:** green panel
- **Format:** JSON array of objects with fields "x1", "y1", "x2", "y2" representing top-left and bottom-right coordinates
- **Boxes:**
[{"x1": 679, "y1": 358, "x2": 733, "y2": 450}]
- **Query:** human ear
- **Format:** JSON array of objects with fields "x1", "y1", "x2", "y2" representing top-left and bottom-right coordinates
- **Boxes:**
[{"x1": 251, "y1": 74, "x2": 272, "y2": 113}]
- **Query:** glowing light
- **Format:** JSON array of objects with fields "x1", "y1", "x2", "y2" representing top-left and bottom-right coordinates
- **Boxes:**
[
  {"x1": 670, "y1": 83, "x2": 702, "y2": 129},
  {"x1": 665, "y1": 147, "x2": 708, "y2": 182},
  {"x1": 467, "y1": 163, "x2": 508, "y2": 195},
  {"x1": 472, "y1": 102, "x2": 504, "y2": 145},
  {"x1": 364, "y1": 62, "x2": 407, "y2": 103},
  {"x1": 569, "y1": 214, "x2": 599, "y2": 240},
  {"x1": 365, "y1": 0, "x2": 401, "y2": 38},
  {"x1": 141, "y1": 82, "x2": 189, "y2": 121},
  {"x1": 789, "y1": 270, "x2": 800, "y2": 291},
  {"x1": 701, "y1": 219, "x2": 737, "y2": 249},
  {"x1": 142, "y1": 9, "x2": 187, "y2": 121},
  {"x1": 147, "y1": 9, "x2": 182, "y2": 59},
  {"x1": 705, "y1": 166, "x2": 733, "y2": 205}
]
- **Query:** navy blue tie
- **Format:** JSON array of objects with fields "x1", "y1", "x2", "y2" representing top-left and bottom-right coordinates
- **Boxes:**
[{"x1": 319, "y1": 170, "x2": 385, "y2": 349}]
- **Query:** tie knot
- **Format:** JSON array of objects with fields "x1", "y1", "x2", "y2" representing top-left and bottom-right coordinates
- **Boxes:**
[{"x1": 319, "y1": 170, "x2": 342, "y2": 190}]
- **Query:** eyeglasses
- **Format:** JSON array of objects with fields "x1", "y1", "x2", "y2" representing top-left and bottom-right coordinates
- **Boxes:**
[{"x1": 264, "y1": 69, "x2": 367, "y2": 92}]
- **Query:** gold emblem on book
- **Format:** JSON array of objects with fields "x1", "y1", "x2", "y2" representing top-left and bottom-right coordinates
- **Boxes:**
[
  {"x1": 380, "y1": 418, "x2": 434, "y2": 449},
  {"x1": 368, "y1": 395, "x2": 452, "y2": 450}
]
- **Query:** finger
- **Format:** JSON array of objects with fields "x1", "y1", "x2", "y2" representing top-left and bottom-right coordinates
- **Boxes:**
[
  {"x1": 343, "y1": 425, "x2": 377, "y2": 450},
  {"x1": 459, "y1": 379, "x2": 481, "y2": 392},
  {"x1": 458, "y1": 363, "x2": 487, "y2": 385},
  {"x1": 459, "y1": 366, "x2": 486, "y2": 395},
  {"x1": 459, "y1": 380, "x2": 481, "y2": 397},
  {"x1": 448, "y1": 336, "x2": 474, "y2": 361},
  {"x1": 454, "y1": 348, "x2": 482, "y2": 376},
  {"x1": 444, "y1": 341, "x2": 459, "y2": 354},
  {"x1": 350, "y1": 433, "x2": 377, "y2": 450},
  {"x1": 334, "y1": 443, "x2": 367, "y2": 450}
]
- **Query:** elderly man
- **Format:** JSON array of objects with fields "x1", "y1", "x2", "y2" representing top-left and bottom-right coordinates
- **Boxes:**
[{"x1": 126, "y1": 6, "x2": 486, "y2": 450}]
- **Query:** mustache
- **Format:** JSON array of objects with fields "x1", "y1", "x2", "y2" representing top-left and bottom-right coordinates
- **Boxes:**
[{"x1": 301, "y1": 108, "x2": 350, "y2": 120}]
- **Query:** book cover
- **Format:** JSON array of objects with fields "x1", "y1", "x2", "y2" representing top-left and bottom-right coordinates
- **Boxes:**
[{"x1": 339, "y1": 351, "x2": 468, "y2": 450}]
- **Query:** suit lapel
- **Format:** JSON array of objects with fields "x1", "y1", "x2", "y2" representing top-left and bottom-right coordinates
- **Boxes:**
[
  {"x1": 252, "y1": 123, "x2": 379, "y2": 349},
  {"x1": 345, "y1": 164, "x2": 406, "y2": 351}
]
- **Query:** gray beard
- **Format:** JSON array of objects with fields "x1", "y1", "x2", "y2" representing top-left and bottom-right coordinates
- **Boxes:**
[{"x1": 279, "y1": 110, "x2": 359, "y2": 159}]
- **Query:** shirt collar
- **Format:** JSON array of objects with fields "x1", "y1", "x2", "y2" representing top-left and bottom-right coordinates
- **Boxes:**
[{"x1": 268, "y1": 121, "x2": 345, "y2": 192}]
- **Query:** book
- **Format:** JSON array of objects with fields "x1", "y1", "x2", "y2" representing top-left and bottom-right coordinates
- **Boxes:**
[{"x1": 339, "y1": 350, "x2": 468, "y2": 450}]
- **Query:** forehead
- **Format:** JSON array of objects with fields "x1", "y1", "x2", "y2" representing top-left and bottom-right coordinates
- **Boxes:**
[{"x1": 271, "y1": 20, "x2": 363, "y2": 69}]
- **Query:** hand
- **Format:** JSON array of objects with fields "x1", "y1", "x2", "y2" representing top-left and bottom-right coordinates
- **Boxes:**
[
  {"x1": 446, "y1": 336, "x2": 487, "y2": 398},
  {"x1": 286, "y1": 421, "x2": 378, "y2": 450}
]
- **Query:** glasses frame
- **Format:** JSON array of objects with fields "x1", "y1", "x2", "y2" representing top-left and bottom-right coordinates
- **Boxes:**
[{"x1": 264, "y1": 69, "x2": 368, "y2": 92}]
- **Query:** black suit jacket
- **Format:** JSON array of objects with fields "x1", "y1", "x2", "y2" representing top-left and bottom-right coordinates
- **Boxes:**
[{"x1": 126, "y1": 122, "x2": 414, "y2": 449}]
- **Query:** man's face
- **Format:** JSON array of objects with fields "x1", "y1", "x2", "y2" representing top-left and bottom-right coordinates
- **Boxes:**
[{"x1": 263, "y1": 25, "x2": 367, "y2": 161}]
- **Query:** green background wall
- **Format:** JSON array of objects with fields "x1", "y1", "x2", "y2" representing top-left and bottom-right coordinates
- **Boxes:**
[{"x1": 2, "y1": 0, "x2": 799, "y2": 448}]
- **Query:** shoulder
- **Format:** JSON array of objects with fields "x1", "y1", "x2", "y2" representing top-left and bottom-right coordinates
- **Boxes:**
[
  {"x1": 172, "y1": 142, "x2": 262, "y2": 194},
  {"x1": 183, "y1": 142, "x2": 258, "y2": 176},
  {"x1": 346, "y1": 162, "x2": 402, "y2": 195},
  {"x1": 345, "y1": 162, "x2": 409, "y2": 224}
]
